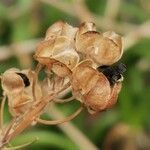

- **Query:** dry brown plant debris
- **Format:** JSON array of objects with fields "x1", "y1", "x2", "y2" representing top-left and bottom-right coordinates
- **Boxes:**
[{"x1": 0, "y1": 21, "x2": 126, "y2": 149}]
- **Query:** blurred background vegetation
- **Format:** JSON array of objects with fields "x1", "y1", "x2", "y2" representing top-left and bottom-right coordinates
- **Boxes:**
[{"x1": 0, "y1": 0, "x2": 150, "y2": 150}]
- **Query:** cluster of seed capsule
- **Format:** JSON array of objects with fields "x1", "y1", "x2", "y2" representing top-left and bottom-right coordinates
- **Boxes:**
[
  {"x1": 1, "y1": 21, "x2": 126, "y2": 118},
  {"x1": 0, "y1": 21, "x2": 126, "y2": 149},
  {"x1": 34, "y1": 21, "x2": 126, "y2": 113}
]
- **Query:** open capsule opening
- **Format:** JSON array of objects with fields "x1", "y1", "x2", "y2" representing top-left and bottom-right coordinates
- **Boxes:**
[
  {"x1": 97, "y1": 63, "x2": 126, "y2": 85},
  {"x1": 16, "y1": 73, "x2": 30, "y2": 87}
]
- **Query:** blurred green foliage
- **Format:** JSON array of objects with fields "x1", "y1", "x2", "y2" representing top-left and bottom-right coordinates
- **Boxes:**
[{"x1": 0, "y1": 0, "x2": 150, "y2": 149}]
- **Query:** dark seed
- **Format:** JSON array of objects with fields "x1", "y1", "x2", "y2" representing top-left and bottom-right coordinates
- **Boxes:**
[
  {"x1": 16, "y1": 73, "x2": 30, "y2": 87},
  {"x1": 97, "y1": 63, "x2": 126, "y2": 85}
]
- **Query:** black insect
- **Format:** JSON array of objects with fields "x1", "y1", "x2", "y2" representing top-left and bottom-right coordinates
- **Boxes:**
[
  {"x1": 16, "y1": 73, "x2": 30, "y2": 87},
  {"x1": 97, "y1": 63, "x2": 126, "y2": 85}
]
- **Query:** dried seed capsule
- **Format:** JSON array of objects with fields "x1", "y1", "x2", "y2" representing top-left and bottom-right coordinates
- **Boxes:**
[
  {"x1": 75, "y1": 22, "x2": 123, "y2": 66},
  {"x1": 45, "y1": 21, "x2": 65, "y2": 40},
  {"x1": 35, "y1": 36, "x2": 79, "y2": 77},
  {"x1": 1, "y1": 68, "x2": 42, "y2": 117},
  {"x1": 45, "y1": 21, "x2": 78, "y2": 41},
  {"x1": 71, "y1": 62, "x2": 123, "y2": 114},
  {"x1": 76, "y1": 22, "x2": 96, "y2": 37},
  {"x1": 1, "y1": 68, "x2": 24, "y2": 94}
]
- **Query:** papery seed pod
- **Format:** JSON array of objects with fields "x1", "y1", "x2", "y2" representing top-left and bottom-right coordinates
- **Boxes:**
[
  {"x1": 60, "y1": 22, "x2": 78, "y2": 41},
  {"x1": 45, "y1": 21, "x2": 64, "y2": 40},
  {"x1": 45, "y1": 21, "x2": 78, "y2": 41},
  {"x1": 1, "y1": 68, "x2": 25, "y2": 94},
  {"x1": 71, "y1": 62, "x2": 123, "y2": 114},
  {"x1": 75, "y1": 22, "x2": 123, "y2": 66},
  {"x1": 1, "y1": 68, "x2": 42, "y2": 117},
  {"x1": 35, "y1": 36, "x2": 79, "y2": 77},
  {"x1": 76, "y1": 22, "x2": 96, "y2": 36},
  {"x1": 71, "y1": 60, "x2": 100, "y2": 96}
]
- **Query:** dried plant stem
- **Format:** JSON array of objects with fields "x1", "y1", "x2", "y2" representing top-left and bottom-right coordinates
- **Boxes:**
[
  {"x1": 48, "y1": 105, "x2": 99, "y2": 150},
  {"x1": 54, "y1": 96, "x2": 74, "y2": 103},
  {"x1": 124, "y1": 21, "x2": 150, "y2": 50},
  {"x1": 40, "y1": 0, "x2": 136, "y2": 33},
  {"x1": 0, "y1": 39, "x2": 40, "y2": 62},
  {"x1": 0, "y1": 94, "x2": 6, "y2": 129},
  {"x1": 40, "y1": 0, "x2": 75, "y2": 17},
  {"x1": 73, "y1": 0, "x2": 94, "y2": 22},
  {"x1": 1, "y1": 119, "x2": 17, "y2": 147},
  {"x1": 0, "y1": 80, "x2": 71, "y2": 148},
  {"x1": 0, "y1": 93, "x2": 54, "y2": 148},
  {"x1": 37, "y1": 104, "x2": 83, "y2": 125},
  {"x1": 32, "y1": 63, "x2": 43, "y2": 101},
  {"x1": 14, "y1": 53, "x2": 32, "y2": 69},
  {"x1": 104, "y1": 0, "x2": 121, "y2": 20}
]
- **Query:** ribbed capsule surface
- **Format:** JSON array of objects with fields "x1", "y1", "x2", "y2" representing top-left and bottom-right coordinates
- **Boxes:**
[
  {"x1": 72, "y1": 63, "x2": 122, "y2": 113},
  {"x1": 35, "y1": 21, "x2": 79, "y2": 77},
  {"x1": 1, "y1": 68, "x2": 42, "y2": 117},
  {"x1": 75, "y1": 22, "x2": 123, "y2": 66},
  {"x1": 1, "y1": 68, "x2": 25, "y2": 94}
]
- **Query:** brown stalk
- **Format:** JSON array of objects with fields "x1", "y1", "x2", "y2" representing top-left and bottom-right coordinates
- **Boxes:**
[
  {"x1": 37, "y1": 104, "x2": 83, "y2": 125},
  {"x1": 0, "y1": 94, "x2": 6, "y2": 129},
  {"x1": 0, "y1": 93, "x2": 54, "y2": 148},
  {"x1": 49, "y1": 105, "x2": 98, "y2": 150},
  {"x1": 54, "y1": 96, "x2": 74, "y2": 103},
  {"x1": 31, "y1": 63, "x2": 43, "y2": 101},
  {"x1": 0, "y1": 79, "x2": 71, "y2": 148},
  {"x1": 104, "y1": 0, "x2": 121, "y2": 20}
]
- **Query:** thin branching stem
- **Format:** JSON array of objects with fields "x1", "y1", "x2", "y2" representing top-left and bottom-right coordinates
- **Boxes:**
[
  {"x1": 49, "y1": 105, "x2": 99, "y2": 150},
  {"x1": 0, "y1": 94, "x2": 6, "y2": 129},
  {"x1": 37, "y1": 104, "x2": 83, "y2": 125},
  {"x1": 0, "y1": 76, "x2": 71, "y2": 148},
  {"x1": 54, "y1": 96, "x2": 75, "y2": 103}
]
